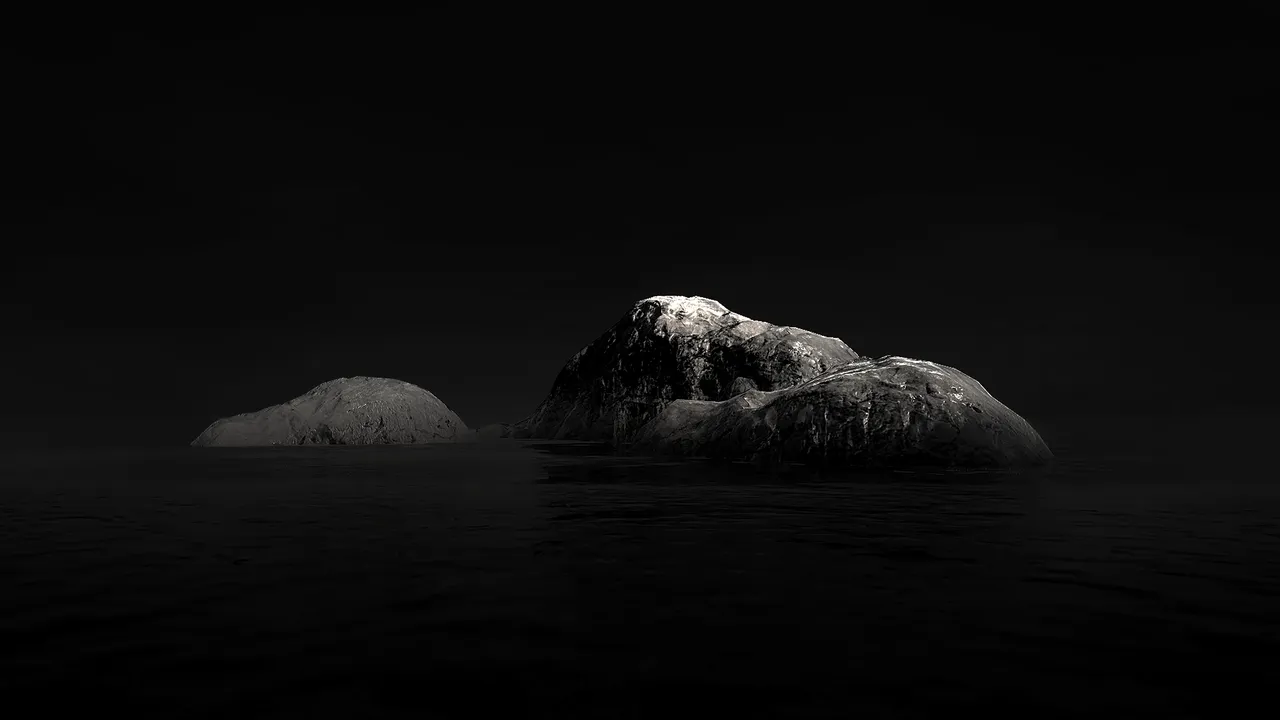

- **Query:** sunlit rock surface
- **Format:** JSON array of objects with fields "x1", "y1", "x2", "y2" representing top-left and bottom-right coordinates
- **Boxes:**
[
  {"x1": 191, "y1": 377, "x2": 469, "y2": 447},
  {"x1": 512, "y1": 295, "x2": 861, "y2": 443},
  {"x1": 629, "y1": 355, "x2": 1053, "y2": 468}
]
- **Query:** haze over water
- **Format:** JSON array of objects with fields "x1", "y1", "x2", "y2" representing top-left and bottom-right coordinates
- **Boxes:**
[{"x1": 2, "y1": 413, "x2": 1275, "y2": 718}]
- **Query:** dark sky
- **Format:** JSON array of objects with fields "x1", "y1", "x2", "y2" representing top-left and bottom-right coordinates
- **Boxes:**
[{"x1": 4, "y1": 9, "x2": 1276, "y2": 448}]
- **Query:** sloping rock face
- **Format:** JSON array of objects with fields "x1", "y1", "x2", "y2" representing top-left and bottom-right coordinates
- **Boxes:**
[
  {"x1": 191, "y1": 377, "x2": 468, "y2": 447},
  {"x1": 514, "y1": 296, "x2": 861, "y2": 442},
  {"x1": 628, "y1": 356, "x2": 1053, "y2": 468}
]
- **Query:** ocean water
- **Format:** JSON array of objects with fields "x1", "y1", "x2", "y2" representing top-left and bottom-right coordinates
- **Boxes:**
[{"x1": 1, "y1": 420, "x2": 1277, "y2": 719}]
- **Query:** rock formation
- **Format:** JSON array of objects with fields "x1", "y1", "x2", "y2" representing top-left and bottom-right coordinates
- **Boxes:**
[
  {"x1": 512, "y1": 295, "x2": 861, "y2": 442},
  {"x1": 511, "y1": 295, "x2": 1051, "y2": 468},
  {"x1": 191, "y1": 376, "x2": 468, "y2": 447},
  {"x1": 628, "y1": 355, "x2": 1053, "y2": 468}
]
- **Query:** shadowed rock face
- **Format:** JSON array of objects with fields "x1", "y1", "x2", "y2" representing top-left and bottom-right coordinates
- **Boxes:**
[
  {"x1": 474, "y1": 423, "x2": 513, "y2": 440},
  {"x1": 628, "y1": 356, "x2": 1053, "y2": 468},
  {"x1": 191, "y1": 377, "x2": 468, "y2": 447},
  {"x1": 513, "y1": 296, "x2": 861, "y2": 443}
]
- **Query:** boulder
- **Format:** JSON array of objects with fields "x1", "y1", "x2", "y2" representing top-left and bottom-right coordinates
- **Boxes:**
[
  {"x1": 513, "y1": 295, "x2": 861, "y2": 442},
  {"x1": 191, "y1": 376, "x2": 468, "y2": 447},
  {"x1": 628, "y1": 355, "x2": 1053, "y2": 468}
]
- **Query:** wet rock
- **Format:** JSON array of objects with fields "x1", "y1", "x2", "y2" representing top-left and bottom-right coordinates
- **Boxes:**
[
  {"x1": 628, "y1": 355, "x2": 1053, "y2": 468},
  {"x1": 191, "y1": 376, "x2": 468, "y2": 447},
  {"x1": 513, "y1": 295, "x2": 861, "y2": 442}
]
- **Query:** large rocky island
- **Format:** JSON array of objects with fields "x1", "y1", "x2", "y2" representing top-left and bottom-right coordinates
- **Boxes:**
[
  {"x1": 513, "y1": 296, "x2": 1052, "y2": 468},
  {"x1": 191, "y1": 376, "x2": 469, "y2": 447}
]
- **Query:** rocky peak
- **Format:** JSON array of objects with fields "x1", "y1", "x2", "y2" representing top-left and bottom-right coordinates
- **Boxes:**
[{"x1": 516, "y1": 296, "x2": 861, "y2": 443}]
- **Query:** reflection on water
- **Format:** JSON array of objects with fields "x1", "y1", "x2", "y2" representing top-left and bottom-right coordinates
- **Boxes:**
[{"x1": 0, "y1": 439, "x2": 1276, "y2": 718}]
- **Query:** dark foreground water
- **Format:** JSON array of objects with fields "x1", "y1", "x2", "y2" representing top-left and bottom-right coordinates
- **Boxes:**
[{"x1": 2, "y1": 423, "x2": 1277, "y2": 718}]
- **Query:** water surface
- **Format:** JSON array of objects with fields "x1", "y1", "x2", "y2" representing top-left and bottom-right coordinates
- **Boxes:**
[{"x1": 1, "y1": 430, "x2": 1276, "y2": 718}]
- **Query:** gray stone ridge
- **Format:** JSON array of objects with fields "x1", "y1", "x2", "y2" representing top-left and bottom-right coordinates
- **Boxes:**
[
  {"x1": 628, "y1": 355, "x2": 1054, "y2": 468},
  {"x1": 191, "y1": 376, "x2": 468, "y2": 447}
]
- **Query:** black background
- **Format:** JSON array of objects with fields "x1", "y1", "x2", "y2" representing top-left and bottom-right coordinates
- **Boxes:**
[{"x1": 5, "y1": 8, "x2": 1276, "y2": 447}]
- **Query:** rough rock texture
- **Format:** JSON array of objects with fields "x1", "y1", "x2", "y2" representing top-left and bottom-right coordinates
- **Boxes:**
[
  {"x1": 628, "y1": 355, "x2": 1053, "y2": 468},
  {"x1": 191, "y1": 377, "x2": 468, "y2": 447},
  {"x1": 513, "y1": 296, "x2": 861, "y2": 443}
]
